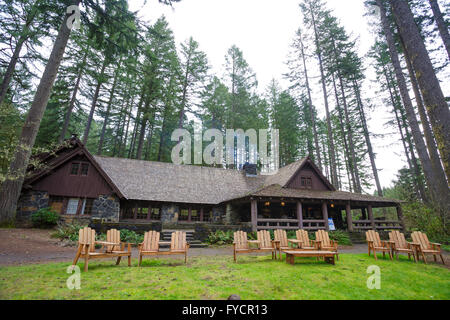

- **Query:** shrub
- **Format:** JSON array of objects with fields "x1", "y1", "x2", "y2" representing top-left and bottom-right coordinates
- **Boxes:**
[
  {"x1": 206, "y1": 230, "x2": 235, "y2": 245},
  {"x1": 119, "y1": 229, "x2": 144, "y2": 245},
  {"x1": 328, "y1": 230, "x2": 352, "y2": 246},
  {"x1": 31, "y1": 208, "x2": 59, "y2": 228},
  {"x1": 51, "y1": 221, "x2": 88, "y2": 242}
]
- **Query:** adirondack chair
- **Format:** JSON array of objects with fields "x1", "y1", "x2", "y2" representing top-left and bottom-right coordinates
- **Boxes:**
[
  {"x1": 365, "y1": 230, "x2": 393, "y2": 261},
  {"x1": 72, "y1": 227, "x2": 131, "y2": 272},
  {"x1": 274, "y1": 229, "x2": 292, "y2": 260},
  {"x1": 315, "y1": 230, "x2": 339, "y2": 260},
  {"x1": 232, "y1": 230, "x2": 276, "y2": 262},
  {"x1": 411, "y1": 231, "x2": 445, "y2": 265},
  {"x1": 389, "y1": 230, "x2": 416, "y2": 262},
  {"x1": 289, "y1": 230, "x2": 317, "y2": 250},
  {"x1": 138, "y1": 230, "x2": 190, "y2": 266}
]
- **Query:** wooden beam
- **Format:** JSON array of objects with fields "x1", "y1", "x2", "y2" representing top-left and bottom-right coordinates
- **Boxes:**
[
  {"x1": 251, "y1": 200, "x2": 257, "y2": 232},
  {"x1": 188, "y1": 207, "x2": 192, "y2": 222},
  {"x1": 321, "y1": 202, "x2": 329, "y2": 231},
  {"x1": 200, "y1": 207, "x2": 204, "y2": 222},
  {"x1": 133, "y1": 204, "x2": 137, "y2": 220},
  {"x1": 346, "y1": 203, "x2": 353, "y2": 232},
  {"x1": 367, "y1": 205, "x2": 375, "y2": 229},
  {"x1": 297, "y1": 201, "x2": 303, "y2": 229},
  {"x1": 146, "y1": 205, "x2": 152, "y2": 220}
]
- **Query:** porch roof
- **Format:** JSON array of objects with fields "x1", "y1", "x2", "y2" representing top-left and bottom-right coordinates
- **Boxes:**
[{"x1": 242, "y1": 184, "x2": 401, "y2": 207}]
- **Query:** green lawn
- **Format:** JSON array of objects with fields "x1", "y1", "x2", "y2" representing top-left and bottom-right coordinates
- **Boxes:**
[{"x1": 0, "y1": 254, "x2": 449, "y2": 300}]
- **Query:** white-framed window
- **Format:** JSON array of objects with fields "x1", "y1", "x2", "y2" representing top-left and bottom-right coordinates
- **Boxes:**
[{"x1": 66, "y1": 198, "x2": 79, "y2": 215}]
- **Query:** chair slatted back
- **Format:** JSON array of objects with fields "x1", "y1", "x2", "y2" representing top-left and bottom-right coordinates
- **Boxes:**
[
  {"x1": 257, "y1": 230, "x2": 272, "y2": 249},
  {"x1": 316, "y1": 230, "x2": 331, "y2": 247},
  {"x1": 170, "y1": 231, "x2": 186, "y2": 252},
  {"x1": 389, "y1": 230, "x2": 407, "y2": 249},
  {"x1": 142, "y1": 231, "x2": 160, "y2": 252},
  {"x1": 234, "y1": 231, "x2": 248, "y2": 250},
  {"x1": 274, "y1": 229, "x2": 289, "y2": 247},
  {"x1": 411, "y1": 231, "x2": 431, "y2": 250},
  {"x1": 296, "y1": 230, "x2": 311, "y2": 246},
  {"x1": 78, "y1": 227, "x2": 96, "y2": 252},
  {"x1": 106, "y1": 229, "x2": 121, "y2": 252},
  {"x1": 366, "y1": 230, "x2": 382, "y2": 247}
]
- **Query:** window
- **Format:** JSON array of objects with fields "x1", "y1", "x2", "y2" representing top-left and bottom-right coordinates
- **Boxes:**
[
  {"x1": 81, "y1": 198, "x2": 94, "y2": 215},
  {"x1": 70, "y1": 163, "x2": 80, "y2": 175},
  {"x1": 81, "y1": 163, "x2": 89, "y2": 176},
  {"x1": 300, "y1": 177, "x2": 312, "y2": 188},
  {"x1": 150, "y1": 208, "x2": 160, "y2": 220},
  {"x1": 179, "y1": 209, "x2": 189, "y2": 221},
  {"x1": 190, "y1": 209, "x2": 200, "y2": 221},
  {"x1": 66, "y1": 198, "x2": 80, "y2": 215}
]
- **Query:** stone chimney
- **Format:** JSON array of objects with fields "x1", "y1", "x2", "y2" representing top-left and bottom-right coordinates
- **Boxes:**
[{"x1": 242, "y1": 162, "x2": 257, "y2": 177}]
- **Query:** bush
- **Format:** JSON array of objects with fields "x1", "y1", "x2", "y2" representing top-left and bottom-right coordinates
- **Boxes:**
[
  {"x1": 119, "y1": 229, "x2": 144, "y2": 245},
  {"x1": 51, "y1": 221, "x2": 88, "y2": 242},
  {"x1": 206, "y1": 230, "x2": 235, "y2": 245},
  {"x1": 31, "y1": 208, "x2": 59, "y2": 228},
  {"x1": 328, "y1": 230, "x2": 352, "y2": 246}
]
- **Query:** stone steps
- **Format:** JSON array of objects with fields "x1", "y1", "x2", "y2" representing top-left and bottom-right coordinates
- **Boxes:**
[{"x1": 160, "y1": 230, "x2": 208, "y2": 248}]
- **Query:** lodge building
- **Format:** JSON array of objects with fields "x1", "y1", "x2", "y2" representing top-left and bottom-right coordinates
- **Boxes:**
[{"x1": 17, "y1": 137, "x2": 405, "y2": 233}]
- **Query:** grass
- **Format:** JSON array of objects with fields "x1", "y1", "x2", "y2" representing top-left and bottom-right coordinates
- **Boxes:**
[{"x1": 0, "y1": 253, "x2": 448, "y2": 300}]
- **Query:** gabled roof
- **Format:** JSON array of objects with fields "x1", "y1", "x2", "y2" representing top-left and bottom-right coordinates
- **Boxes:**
[
  {"x1": 24, "y1": 137, "x2": 124, "y2": 198},
  {"x1": 94, "y1": 156, "x2": 266, "y2": 204},
  {"x1": 25, "y1": 139, "x2": 400, "y2": 206}
]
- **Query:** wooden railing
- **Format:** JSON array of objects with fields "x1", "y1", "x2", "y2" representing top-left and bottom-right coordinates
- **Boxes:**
[
  {"x1": 353, "y1": 220, "x2": 403, "y2": 231},
  {"x1": 256, "y1": 219, "x2": 326, "y2": 231},
  {"x1": 302, "y1": 220, "x2": 326, "y2": 230},
  {"x1": 257, "y1": 219, "x2": 300, "y2": 230}
]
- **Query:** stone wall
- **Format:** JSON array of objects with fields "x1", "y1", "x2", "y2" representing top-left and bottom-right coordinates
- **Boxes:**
[
  {"x1": 212, "y1": 206, "x2": 225, "y2": 223},
  {"x1": 89, "y1": 221, "x2": 162, "y2": 234},
  {"x1": 16, "y1": 190, "x2": 49, "y2": 226},
  {"x1": 161, "y1": 204, "x2": 179, "y2": 224},
  {"x1": 91, "y1": 195, "x2": 120, "y2": 222},
  {"x1": 225, "y1": 203, "x2": 242, "y2": 225}
]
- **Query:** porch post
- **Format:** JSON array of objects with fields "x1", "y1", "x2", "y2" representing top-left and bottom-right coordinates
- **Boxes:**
[
  {"x1": 251, "y1": 199, "x2": 258, "y2": 232},
  {"x1": 200, "y1": 207, "x2": 204, "y2": 222},
  {"x1": 147, "y1": 205, "x2": 152, "y2": 220},
  {"x1": 133, "y1": 203, "x2": 137, "y2": 220},
  {"x1": 296, "y1": 201, "x2": 303, "y2": 229},
  {"x1": 346, "y1": 203, "x2": 353, "y2": 232},
  {"x1": 321, "y1": 202, "x2": 329, "y2": 231},
  {"x1": 188, "y1": 207, "x2": 192, "y2": 222},
  {"x1": 396, "y1": 205, "x2": 405, "y2": 232},
  {"x1": 367, "y1": 204, "x2": 375, "y2": 229}
]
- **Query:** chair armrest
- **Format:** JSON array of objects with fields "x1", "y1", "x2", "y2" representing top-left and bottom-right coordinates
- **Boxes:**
[
  {"x1": 186, "y1": 243, "x2": 190, "y2": 250},
  {"x1": 431, "y1": 243, "x2": 441, "y2": 251}
]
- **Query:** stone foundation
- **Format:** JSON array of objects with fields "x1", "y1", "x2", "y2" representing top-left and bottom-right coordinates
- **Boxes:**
[
  {"x1": 16, "y1": 190, "x2": 49, "y2": 226},
  {"x1": 91, "y1": 195, "x2": 120, "y2": 222},
  {"x1": 194, "y1": 224, "x2": 252, "y2": 241}
]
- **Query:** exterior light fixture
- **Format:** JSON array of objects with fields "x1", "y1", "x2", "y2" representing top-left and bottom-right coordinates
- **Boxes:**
[
  {"x1": 265, "y1": 202, "x2": 270, "y2": 207},
  {"x1": 331, "y1": 204, "x2": 335, "y2": 208},
  {"x1": 281, "y1": 202, "x2": 286, "y2": 207}
]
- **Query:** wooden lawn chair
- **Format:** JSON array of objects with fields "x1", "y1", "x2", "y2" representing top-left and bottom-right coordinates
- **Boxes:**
[
  {"x1": 366, "y1": 230, "x2": 393, "y2": 260},
  {"x1": 232, "y1": 230, "x2": 276, "y2": 262},
  {"x1": 389, "y1": 230, "x2": 416, "y2": 262},
  {"x1": 274, "y1": 229, "x2": 293, "y2": 260},
  {"x1": 289, "y1": 230, "x2": 317, "y2": 250},
  {"x1": 138, "y1": 230, "x2": 189, "y2": 265},
  {"x1": 72, "y1": 227, "x2": 130, "y2": 272},
  {"x1": 315, "y1": 230, "x2": 339, "y2": 260},
  {"x1": 411, "y1": 231, "x2": 445, "y2": 265}
]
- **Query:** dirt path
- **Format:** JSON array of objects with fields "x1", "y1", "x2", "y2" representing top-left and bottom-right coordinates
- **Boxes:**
[{"x1": 1, "y1": 228, "x2": 448, "y2": 267}]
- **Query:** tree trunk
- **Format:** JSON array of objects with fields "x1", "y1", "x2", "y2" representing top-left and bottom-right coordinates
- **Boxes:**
[
  {"x1": 0, "y1": 0, "x2": 81, "y2": 224},
  {"x1": 401, "y1": 38, "x2": 448, "y2": 190},
  {"x1": 310, "y1": 3, "x2": 338, "y2": 188},
  {"x1": 377, "y1": 0, "x2": 441, "y2": 204},
  {"x1": 82, "y1": 59, "x2": 108, "y2": 145},
  {"x1": 0, "y1": 2, "x2": 40, "y2": 106},
  {"x1": 353, "y1": 81, "x2": 383, "y2": 197},
  {"x1": 390, "y1": 0, "x2": 450, "y2": 182},
  {"x1": 97, "y1": 65, "x2": 120, "y2": 155},
  {"x1": 59, "y1": 47, "x2": 88, "y2": 143},
  {"x1": 299, "y1": 28, "x2": 322, "y2": 170},
  {"x1": 428, "y1": 0, "x2": 450, "y2": 60}
]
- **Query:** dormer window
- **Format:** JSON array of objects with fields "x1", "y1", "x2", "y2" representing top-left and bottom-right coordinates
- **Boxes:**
[
  {"x1": 81, "y1": 163, "x2": 89, "y2": 176},
  {"x1": 70, "y1": 162, "x2": 89, "y2": 176},
  {"x1": 300, "y1": 177, "x2": 312, "y2": 189},
  {"x1": 70, "y1": 163, "x2": 80, "y2": 175}
]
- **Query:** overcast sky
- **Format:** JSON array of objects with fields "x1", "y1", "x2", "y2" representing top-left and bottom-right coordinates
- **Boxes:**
[{"x1": 127, "y1": 0, "x2": 449, "y2": 193}]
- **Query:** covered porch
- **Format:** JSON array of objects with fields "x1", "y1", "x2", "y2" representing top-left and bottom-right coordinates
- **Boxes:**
[{"x1": 243, "y1": 197, "x2": 404, "y2": 232}]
